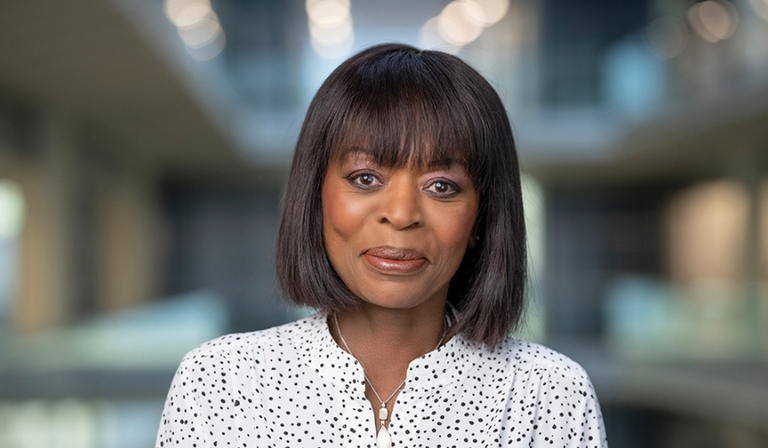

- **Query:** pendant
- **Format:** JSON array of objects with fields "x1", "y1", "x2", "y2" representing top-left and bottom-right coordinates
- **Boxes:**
[
  {"x1": 376, "y1": 425, "x2": 392, "y2": 448},
  {"x1": 376, "y1": 406, "x2": 391, "y2": 448}
]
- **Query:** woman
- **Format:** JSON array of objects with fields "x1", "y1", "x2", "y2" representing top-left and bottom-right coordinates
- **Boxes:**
[{"x1": 156, "y1": 43, "x2": 607, "y2": 448}]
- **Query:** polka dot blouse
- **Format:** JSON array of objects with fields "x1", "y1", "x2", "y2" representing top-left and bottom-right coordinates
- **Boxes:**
[{"x1": 156, "y1": 314, "x2": 608, "y2": 447}]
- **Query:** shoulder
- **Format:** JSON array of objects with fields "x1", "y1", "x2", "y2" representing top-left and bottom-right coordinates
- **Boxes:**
[
  {"x1": 178, "y1": 314, "x2": 321, "y2": 369},
  {"x1": 489, "y1": 339, "x2": 607, "y2": 446},
  {"x1": 468, "y1": 337, "x2": 595, "y2": 393},
  {"x1": 501, "y1": 338, "x2": 592, "y2": 380}
]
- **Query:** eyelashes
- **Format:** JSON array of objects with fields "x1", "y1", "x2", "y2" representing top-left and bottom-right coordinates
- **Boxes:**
[
  {"x1": 346, "y1": 171, "x2": 462, "y2": 198},
  {"x1": 424, "y1": 180, "x2": 460, "y2": 196},
  {"x1": 347, "y1": 172, "x2": 382, "y2": 189}
]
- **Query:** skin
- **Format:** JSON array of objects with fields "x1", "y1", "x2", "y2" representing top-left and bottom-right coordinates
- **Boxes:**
[{"x1": 321, "y1": 149, "x2": 479, "y2": 430}]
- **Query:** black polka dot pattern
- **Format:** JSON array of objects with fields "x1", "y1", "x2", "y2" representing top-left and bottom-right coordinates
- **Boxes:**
[{"x1": 155, "y1": 314, "x2": 608, "y2": 447}]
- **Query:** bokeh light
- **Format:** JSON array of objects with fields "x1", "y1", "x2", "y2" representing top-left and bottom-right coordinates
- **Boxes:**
[
  {"x1": 164, "y1": 0, "x2": 211, "y2": 27},
  {"x1": 667, "y1": 180, "x2": 749, "y2": 284},
  {"x1": 687, "y1": 0, "x2": 739, "y2": 43},
  {"x1": 177, "y1": 15, "x2": 222, "y2": 48},
  {"x1": 164, "y1": 0, "x2": 225, "y2": 60},
  {"x1": 418, "y1": 17, "x2": 461, "y2": 53},
  {"x1": 306, "y1": 0, "x2": 351, "y2": 26},
  {"x1": 437, "y1": 1, "x2": 485, "y2": 46},
  {"x1": 470, "y1": 0, "x2": 510, "y2": 25},
  {"x1": 309, "y1": 16, "x2": 353, "y2": 45},
  {"x1": 0, "y1": 181, "x2": 25, "y2": 239},
  {"x1": 306, "y1": 0, "x2": 354, "y2": 60},
  {"x1": 172, "y1": 2, "x2": 212, "y2": 28},
  {"x1": 185, "y1": 32, "x2": 226, "y2": 61},
  {"x1": 420, "y1": 0, "x2": 510, "y2": 52},
  {"x1": 748, "y1": 0, "x2": 768, "y2": 22}
]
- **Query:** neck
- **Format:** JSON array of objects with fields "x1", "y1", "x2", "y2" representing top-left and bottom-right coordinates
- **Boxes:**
[{"x1": 332, "y1": 302, "x2": 447, "y2": 370}]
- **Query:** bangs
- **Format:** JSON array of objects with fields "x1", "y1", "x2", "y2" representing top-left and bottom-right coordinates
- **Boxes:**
[
  {"x1": 329, "y1": 101, "x2": 470, "y2": 170},
  {"x1": 325, "y1": 52, "x2": 485, "y2": 179}
]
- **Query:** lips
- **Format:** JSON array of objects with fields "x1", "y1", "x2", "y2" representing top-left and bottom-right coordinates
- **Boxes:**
[{"x1": 363, "y1": 246, "x2": 427, "y2": 274}]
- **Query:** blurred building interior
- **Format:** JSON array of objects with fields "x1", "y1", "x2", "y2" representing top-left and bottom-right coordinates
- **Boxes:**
[{"x1": 1, "y1": 0, "x2": 768, "y2": 446}]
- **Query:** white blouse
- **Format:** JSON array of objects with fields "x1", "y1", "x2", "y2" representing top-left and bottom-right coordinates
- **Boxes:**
[{"x1": 156, "y1": 314, "x2": 608, "y2": 448}]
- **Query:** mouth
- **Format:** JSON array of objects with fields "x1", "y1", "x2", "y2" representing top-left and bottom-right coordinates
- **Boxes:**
[{"x1": 363, "y1": 246, "x2": 427, "y2": 274}]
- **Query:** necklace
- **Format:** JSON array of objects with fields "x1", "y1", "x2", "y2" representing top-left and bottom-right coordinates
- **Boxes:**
[{"x1": 333, "y1": 314, "x2": 449, "y2": 448}]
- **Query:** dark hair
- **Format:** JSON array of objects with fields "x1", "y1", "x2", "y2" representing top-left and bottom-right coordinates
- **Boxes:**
[{"x1": 276, "y1": 43, "x2": 526, "y2": 348}]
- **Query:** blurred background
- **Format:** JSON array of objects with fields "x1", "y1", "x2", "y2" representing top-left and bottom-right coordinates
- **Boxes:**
[{"x1": 1, "y1": 0, "x2": 768, "y2": 446}]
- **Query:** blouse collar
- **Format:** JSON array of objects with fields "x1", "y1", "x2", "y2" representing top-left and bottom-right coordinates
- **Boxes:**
[{"x1": 295, "y1": 313, "x2": 478, "y2": 395}]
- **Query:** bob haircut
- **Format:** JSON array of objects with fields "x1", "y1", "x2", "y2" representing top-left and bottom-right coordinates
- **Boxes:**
[{"x1": 276, "y1": 43, "x2": 526, "y2": 348}]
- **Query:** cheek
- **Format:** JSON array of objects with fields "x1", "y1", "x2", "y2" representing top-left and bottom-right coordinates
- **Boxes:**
[
  {"x1": 321, "y1": 177, "x2": 377, "y2": 270},
  {"x1": 440, "y1": 215, "x2": 476, "y2": 250},
  {"x1": 432, "y1": 203, "x2": 479, "y2": 250},
  {"x1": 322, "y1": 185, "x2": 366, "y2": 241}
]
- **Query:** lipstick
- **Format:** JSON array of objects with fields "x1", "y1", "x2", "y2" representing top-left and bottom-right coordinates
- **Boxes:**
[{"x1": 363, "y1": 246, "x2": 427, "y2": 274}]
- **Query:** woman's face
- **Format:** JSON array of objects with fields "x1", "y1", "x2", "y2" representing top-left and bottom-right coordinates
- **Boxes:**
[{"x1": 321, "y1": 149, "x2": 479, "y2": 312}]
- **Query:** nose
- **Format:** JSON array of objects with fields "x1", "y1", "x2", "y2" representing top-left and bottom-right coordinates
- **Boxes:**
[{"x1": 379, "y1": 175, "x2": 422, "y2": 230}]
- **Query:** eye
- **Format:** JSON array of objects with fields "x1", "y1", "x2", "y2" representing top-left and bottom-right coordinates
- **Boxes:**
[
  {"x1": 425, "y1": 180, "x2": 459, "y2": 197},
  {"x1": 348, "y1": 172, "x2": 382, "y2": 189}
]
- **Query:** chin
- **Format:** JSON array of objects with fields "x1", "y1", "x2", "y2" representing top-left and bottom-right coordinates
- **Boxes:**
[{"x1": 355, "y1": 288, "x2": 444, "y2": 311}]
